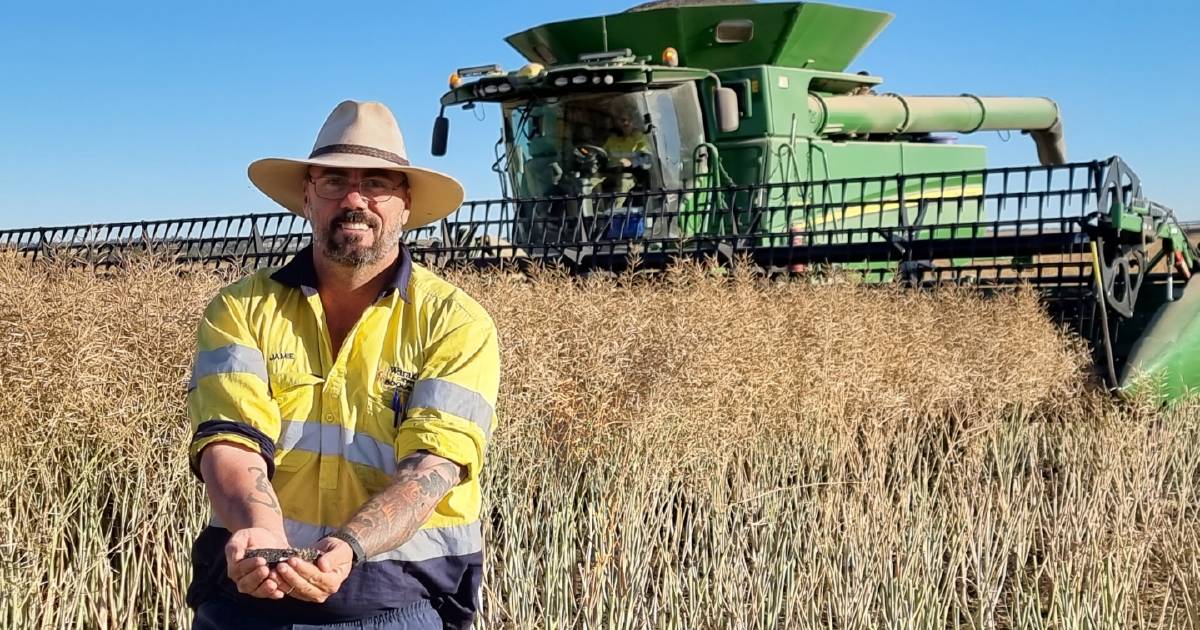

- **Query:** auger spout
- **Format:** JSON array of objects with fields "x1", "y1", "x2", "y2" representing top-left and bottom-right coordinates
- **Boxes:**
[{"x1": 808, "y1": 94, "x2": 1066, "y2": 165}]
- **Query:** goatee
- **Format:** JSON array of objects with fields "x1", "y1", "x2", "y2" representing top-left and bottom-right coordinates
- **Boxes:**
[{"x1": 320, "y1": 211, "x2": 402, "y2": 267}]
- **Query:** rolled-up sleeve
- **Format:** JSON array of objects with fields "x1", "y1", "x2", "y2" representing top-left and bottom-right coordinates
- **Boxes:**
[
  {"x1": 397, "y1": 310, "x2": 499, "y2": 482},
  {"x1": 187, "y1": 290, "x2": 282, "y2": 480}
]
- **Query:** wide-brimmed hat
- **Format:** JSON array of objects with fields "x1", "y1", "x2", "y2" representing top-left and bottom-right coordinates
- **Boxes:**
[{"x1": 248, "y1": 100, "x2": 464, "y2": 229}]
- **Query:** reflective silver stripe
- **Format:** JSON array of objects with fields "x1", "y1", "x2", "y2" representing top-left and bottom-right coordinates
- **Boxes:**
[
  {"x1": 208, "y1": 515, "x2": 331, "y2": 548},
  {"x1": 207, "y1": 516, "x2": 482, "y2": 562},
  {"x1": 283, "y1": 518, "x2": 332, "y2": 548},
  {"x1": 276, "y1": 420, "x2": 316, "y2": 452},
  {"x1": 277, "y1": 420, "x2": 395, "y2": 475},
  {"x1": 407, "y1": 378, "x2": 493, "y2": 435},
  {"x1": 188, "y1": 344, "x2": 267, "y2": 391},
  {"x1": 370, "y1": 520, "x2": 483, "y2": 563}
]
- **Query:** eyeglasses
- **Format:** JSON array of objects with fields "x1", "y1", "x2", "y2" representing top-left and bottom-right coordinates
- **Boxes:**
[{"x1": 308, "y1": 174, "x2": 407, "y2": 201}]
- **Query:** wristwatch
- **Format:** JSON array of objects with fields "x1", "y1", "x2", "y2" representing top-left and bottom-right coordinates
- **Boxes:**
[{"x1": 330, "y1": 530, "x2": 365, "y2": 567}]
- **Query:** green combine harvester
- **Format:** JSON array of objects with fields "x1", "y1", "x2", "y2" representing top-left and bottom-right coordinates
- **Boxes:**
[{"x1": 424, "y1": 0, "x2": 1200, "y2": 401}]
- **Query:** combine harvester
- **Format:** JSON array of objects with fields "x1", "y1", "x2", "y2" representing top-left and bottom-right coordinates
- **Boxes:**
[
  {"x1": 2, "y1": 1, "x2": 1196, "y2": 401},
  {"x1": 425, "y1": 0, "x2": 1199, "y2": 401}
]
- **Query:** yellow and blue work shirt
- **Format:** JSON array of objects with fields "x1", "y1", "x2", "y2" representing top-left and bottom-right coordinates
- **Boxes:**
[
  {"x1": 602, "y1": 132, "x2": 649, "y2": 160},
  {"x1": 185, "y1": 244, "x2": 499, "y2": 627}
]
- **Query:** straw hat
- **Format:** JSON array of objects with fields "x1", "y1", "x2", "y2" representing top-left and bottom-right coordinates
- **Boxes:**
[{"x1": 248, "y1": 100, "x2": 464, "y2": 229}]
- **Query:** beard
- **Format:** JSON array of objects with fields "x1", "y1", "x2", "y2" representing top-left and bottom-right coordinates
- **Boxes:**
[{"x1": 317, "y1": 210, "x2": 403, "y2": 267}]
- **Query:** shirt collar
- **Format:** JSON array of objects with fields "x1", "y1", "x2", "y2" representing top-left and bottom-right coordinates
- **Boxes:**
[{"x1": 270, "y1": 243, "x2": 412, "y2": 303}]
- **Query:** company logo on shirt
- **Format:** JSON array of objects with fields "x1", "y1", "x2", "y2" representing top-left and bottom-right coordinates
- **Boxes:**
[{"x1": 379, "y1": 365, "x2": 417, "y2": 395}]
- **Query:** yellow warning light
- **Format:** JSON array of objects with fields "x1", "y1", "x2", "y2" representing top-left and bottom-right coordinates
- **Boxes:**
[
  {"x1": 516, "y1": 63, "x2": 546, "y2": 79},
  {"x1": 449, "y1": 72, "x2": 463, "y2": 89},
  {"x1": 662, "y1": 47, "x2": 679, "y2": 67}
]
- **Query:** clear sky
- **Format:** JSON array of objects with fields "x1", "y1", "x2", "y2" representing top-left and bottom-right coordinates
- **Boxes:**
[{"x1": 0, "y1": 0, "x2": 1195, "y2": 229}]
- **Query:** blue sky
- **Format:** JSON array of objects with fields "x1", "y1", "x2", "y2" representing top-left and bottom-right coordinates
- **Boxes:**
[{"x1": 0, "y1": 0, "x2": 1195, "y2": 229}]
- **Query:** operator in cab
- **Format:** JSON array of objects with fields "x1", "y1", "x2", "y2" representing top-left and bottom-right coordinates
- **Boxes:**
[
  {"x1": 602, "y1": 106, "x2": 650, "y2": 169},
  {"x1": 597, "y1": 104, "x2": 654, "y2": 202}
]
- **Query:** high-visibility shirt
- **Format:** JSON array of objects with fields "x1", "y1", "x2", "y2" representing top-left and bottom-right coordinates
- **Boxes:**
[
  {"x1": 602, "y1": 132, "x2": 649, "y2": 159},
  {"x1": 185, "y1": 244, "x2": 499, "y2": 628}
]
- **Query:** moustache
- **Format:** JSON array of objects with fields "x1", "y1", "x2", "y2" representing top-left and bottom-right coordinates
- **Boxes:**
[{"x1": 331, "y1": 211, "x2": 379, "y2": 229}]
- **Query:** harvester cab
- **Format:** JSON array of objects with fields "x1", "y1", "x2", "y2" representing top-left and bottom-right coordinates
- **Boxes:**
[
  {"x1": 421, "y1": 1, "x2": 1199, "y2": 402},
  {"x1": 437, "y1": 47, "x2": 712, "y2": 242},
  {"x1": 496, "y1": 68, "x2": 702, "y2": 200}
]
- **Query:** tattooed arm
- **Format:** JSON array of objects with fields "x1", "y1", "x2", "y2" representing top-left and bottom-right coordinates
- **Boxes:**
[
  {"x1": 339, "y1": 450, "x2": 464, "y2": 556},
  {"x1": 274, "y1": 450, "x2": 464, "y2": 603},
  {"x1": 199, "y1": 441, "x2": 291, "y2": 600},
  {"x1": 199, "y1": 441, "x2": 286, "y2": 535}
]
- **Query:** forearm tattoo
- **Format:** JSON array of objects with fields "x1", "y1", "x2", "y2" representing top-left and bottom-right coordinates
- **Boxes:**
[
  {"x1": 245, "y1": 466, "x2": 281, "y2": 516},
  {"x1": 340, "y1": 452, "x2": 463, "y2": 558}
]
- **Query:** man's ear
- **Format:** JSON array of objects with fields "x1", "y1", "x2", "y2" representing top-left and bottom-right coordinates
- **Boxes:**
[{"x1": 396, "y1": 186, "x2": 414, "y2": 223}]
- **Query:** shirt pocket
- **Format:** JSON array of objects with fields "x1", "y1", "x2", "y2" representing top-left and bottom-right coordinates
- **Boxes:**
[
  {"x1": 365, "y1": 379, "x2": 404, "y2": 444},
  {"x1": 269, "y1": 371, "x2": 324, "y2": 472}
]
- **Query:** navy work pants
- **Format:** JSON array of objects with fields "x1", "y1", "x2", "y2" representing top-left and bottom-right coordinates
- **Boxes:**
[{"x1": 192, "y1": 599, "x2": 442, "y2": 630}]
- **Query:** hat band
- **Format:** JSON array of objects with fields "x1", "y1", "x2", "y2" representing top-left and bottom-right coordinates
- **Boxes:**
[{"x1": 309, "y1": 144, "x2": 411, "y2": 167}]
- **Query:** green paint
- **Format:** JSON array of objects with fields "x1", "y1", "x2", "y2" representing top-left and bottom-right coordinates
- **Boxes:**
[
  {"x1": 435, "y1": 2, "x2": 1200, "y2": 403},
  {"x1": 505, "y1": 3, "x2": 892, "y2": 73},
  {"x1": 1121, "y1": 276, "x2": 1200, "y2": 403}
]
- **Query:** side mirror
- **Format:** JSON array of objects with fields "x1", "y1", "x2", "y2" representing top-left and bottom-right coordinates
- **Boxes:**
[
  {"x1": 714, "y1": 87, "x2": 739, "y2": 133},
  {"x1": 431, "y1": 115, "x2": 450, "y2": 156}
]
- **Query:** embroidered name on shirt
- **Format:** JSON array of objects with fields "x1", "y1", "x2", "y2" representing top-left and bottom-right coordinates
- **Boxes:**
[
  {"x1": 380, "y1": 365, "x2": 417, "y2": 393},
  {"x1": 268, "y1": 352, "x2": 295, "y2": 361}
]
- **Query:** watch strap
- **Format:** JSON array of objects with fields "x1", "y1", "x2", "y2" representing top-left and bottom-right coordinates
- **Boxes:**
[{"x1": 331, "y1": 530, "x2": 366, "y2": 566}]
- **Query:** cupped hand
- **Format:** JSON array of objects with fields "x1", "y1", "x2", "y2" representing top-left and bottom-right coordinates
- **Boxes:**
[
  {"x1": 224, "y1": 527, "x2": 290, "y2": 599},
  {"x1": 275, "y1": 536, "x2": 355, "y2": 603}
]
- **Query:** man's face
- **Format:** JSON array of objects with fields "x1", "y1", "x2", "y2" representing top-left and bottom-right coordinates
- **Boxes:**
[
  {"x1": 304, "y1": 166, "x2": 412, "y2": 268},
  {"x1": 618, "y1": 115, "x2": 636, "y2": 136}
]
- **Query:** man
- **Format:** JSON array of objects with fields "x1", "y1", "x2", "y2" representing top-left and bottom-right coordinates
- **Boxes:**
[
  {"x1": 186, "y1": 100, "x2": 499, "y2": 630},
  {"x1": 601, "y1": 105, "x2": 650, "y2": 170}
]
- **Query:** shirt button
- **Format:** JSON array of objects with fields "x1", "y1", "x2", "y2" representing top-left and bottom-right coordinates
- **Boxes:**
[{"x1": 324, "y1": 414, "x2": 334, "y2": 422}]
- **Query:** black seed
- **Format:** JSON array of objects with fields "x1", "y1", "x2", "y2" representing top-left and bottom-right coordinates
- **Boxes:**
[{"x1": 245, "y1": 547, "x2": 322, "y2": 564}]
